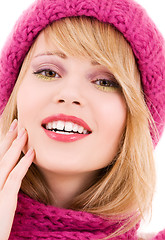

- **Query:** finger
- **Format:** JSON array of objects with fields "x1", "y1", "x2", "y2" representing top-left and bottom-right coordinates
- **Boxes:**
[
  {"x1": 0, "y1": 128, "x2": 28, "y2": 190},
  {"x1": 0, "y1": 119, "x2": 18, "y2": 159},
  {"x1": 2, "y1": 147, "x2": 34, "y2": 196},
  {"x1": 0, "y1": 148, "x2": 34, "y2": 240}
]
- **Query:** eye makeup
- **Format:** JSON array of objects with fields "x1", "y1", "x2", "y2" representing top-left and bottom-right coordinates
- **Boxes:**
[
  {"x1": 89, "y1": 70, "x2": 121, "y2": 93},
  {"x1": 33, "y1": 69, "x2": 61, "y2": 81},
  {"x1": 31, "y1": 55, "x2": 66, "y2": 81},
  {"x1": 93, "y1": 78, "x2": 121, "y2": 92},
  {"x1": 31, "y1": 54, "x2": 122, "y2": 93}
]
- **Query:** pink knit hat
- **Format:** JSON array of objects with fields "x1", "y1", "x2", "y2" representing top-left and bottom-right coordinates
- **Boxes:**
[{"x1": 0, "y1": 0, "x2": 165, "y2": 145}]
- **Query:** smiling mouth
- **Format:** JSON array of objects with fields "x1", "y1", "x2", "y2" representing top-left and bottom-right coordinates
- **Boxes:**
[{"x1": 42, "y1": 120, "x2": 92, "y2": 135}]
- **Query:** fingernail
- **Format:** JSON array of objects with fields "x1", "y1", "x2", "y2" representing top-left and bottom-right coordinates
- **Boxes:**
[
  {"x1": 9, "y1": 119, "x2": 18, "y2": 132},
  {"x1": 17, "y1": 128, "x2": 26, "y2": 139},
  {"x1": 26, "y1": 147, "x2": 34, "y2": 157}
]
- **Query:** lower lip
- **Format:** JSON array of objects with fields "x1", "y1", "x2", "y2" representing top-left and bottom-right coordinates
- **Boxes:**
[{"x1": 43, "y1": 128, "x2": 89, "y2": 142}]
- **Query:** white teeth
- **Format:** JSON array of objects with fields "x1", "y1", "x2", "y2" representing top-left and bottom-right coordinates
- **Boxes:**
[
  {"x1": 56, "y1": 121, "x2": 64, "y2": 130},
  {"x1": 83, "y1": 129, "x2": 88, "y2": 134},
  {"x1": 64, "y1": 122, "x2": 73, "y2": 132},
  {"x1": 52, "y1": 121, "x2": 57, "y2": 129},
  {"x1": 45, "y1": 120, "x2": 90, "y2": 134},
  {"x1": 48, "y1": 122, "x2": 52, "y2": 129},
  {"x1": 56, "y1": 131, "x2": 74, "y2": 135},
  {"x1": 78, "y1": 126, "x2": 84, "y2": 134},
  {"x1": 72, "y1": 124, "x2": 78, "y2": 132}
]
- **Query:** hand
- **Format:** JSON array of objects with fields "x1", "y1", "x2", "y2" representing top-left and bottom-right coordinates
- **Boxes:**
[{"x1": 0, "y1": 119, "x2": 34, "y2": 240}]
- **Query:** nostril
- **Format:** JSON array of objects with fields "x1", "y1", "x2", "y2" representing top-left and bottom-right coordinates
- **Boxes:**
[
  {"x1": 57, "y1": 99, "x2": 80, "y2": 105},
  {"x1": 73, "y1": 101, "x2": 80, "y2": 105},
  {"x1": 58, "y1": 99, "x2": 65, "y2": 103}
]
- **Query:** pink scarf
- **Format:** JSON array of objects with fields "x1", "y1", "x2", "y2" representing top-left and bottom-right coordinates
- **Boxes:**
[{"x1": 9, "y1": 192, "x2": 139, "y2": 239}]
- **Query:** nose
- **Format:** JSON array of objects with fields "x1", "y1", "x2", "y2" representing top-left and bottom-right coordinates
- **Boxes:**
[{"x1": 52, "y1": 80, "x2": 85, "y2": 107}]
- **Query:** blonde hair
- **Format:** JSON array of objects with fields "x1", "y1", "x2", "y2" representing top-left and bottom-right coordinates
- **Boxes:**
[{"x1": 0, "y1": 17, "x2": 156, "y2": 238}]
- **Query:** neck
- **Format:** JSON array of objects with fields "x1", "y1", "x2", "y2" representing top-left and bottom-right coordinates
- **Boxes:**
[{"x1": 38, "y1": 167, "x2": 98, "y2": 208}]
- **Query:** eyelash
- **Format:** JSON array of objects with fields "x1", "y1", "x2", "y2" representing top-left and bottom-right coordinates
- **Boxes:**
[
  {"x1": 33, "y1": 69, "x2": 121, "y2": 92},
  {"x1": 33, "y1": 69, "x2": 61, "y2": 81},
  {"x1": 92, "y1": 79, "x2": 121, "y2": 92}
]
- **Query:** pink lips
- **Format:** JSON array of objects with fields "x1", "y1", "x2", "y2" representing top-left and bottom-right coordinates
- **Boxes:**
[{"x1": 41, "y1": 114, "x2": 92, "y2": 142}]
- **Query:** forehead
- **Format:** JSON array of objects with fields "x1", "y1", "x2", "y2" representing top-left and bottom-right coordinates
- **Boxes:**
[
  {"x1": 33, "y1": 32, "x2": 53, "y2": 55},
  {"x1": 32, "y1": 31, "x2": 100, "y2": 66}
]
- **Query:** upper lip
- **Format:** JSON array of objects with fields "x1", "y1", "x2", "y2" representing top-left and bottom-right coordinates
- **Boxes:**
[{"x1": 41, "y1": 114, "x2": 92, "y2": 132}]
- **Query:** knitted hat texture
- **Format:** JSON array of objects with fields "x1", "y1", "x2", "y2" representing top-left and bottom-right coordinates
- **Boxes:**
[{"x1": 0, "y1": 0, "x2": 165, "y2": 145}]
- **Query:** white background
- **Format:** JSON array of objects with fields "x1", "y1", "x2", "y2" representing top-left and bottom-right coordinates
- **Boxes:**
[{"x1": 0, "y1": 0, "x2": 165, "y2": 236}]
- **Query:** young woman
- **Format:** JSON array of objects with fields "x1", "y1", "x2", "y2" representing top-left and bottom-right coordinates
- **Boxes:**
[{"x1": 0, "y1": 0, "x2": 165, "y2": 239}]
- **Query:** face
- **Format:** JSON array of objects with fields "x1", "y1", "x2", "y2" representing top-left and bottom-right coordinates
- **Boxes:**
[{"x1": 17, "y1": 31, "x2": 127, "y2": 177}]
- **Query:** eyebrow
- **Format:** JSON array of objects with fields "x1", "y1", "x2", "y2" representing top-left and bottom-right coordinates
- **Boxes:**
[
  {"x1": 34, "y1": 51, "x2": 67, "y2": 59},
  {"x1": 33, "y1": 51, "x2": 100, "y2": 65}
]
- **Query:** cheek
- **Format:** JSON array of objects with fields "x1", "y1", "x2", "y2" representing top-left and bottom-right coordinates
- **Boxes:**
[
  {"x1": 98, "y1": 94, "x2": 127, "y2": 133},
  {"x1": 16, "y1": 83, "x2": 46, "y2": 153},
  {"x1": 17, "y1": 87, "x2": 29, "y2": 128},
  {"x1": 94, "y1": 94, "x2": 127, "y2": 162},
  {"x1": 16, "y1": 83, "x2": 41, "y2": 128}
]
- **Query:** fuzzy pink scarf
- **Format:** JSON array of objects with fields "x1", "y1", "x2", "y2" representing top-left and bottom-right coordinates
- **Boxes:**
[{"x1": 9, "y1": 192, "x2": 139, "y2": 239}]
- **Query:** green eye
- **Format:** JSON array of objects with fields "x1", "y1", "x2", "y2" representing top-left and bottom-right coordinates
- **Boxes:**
[
  {"x1": 94, "y1": 79, "x2": 121, "y2": 92},
  {"x1": 33, "y1": 69, "x2": 61, "y2": 81}
]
